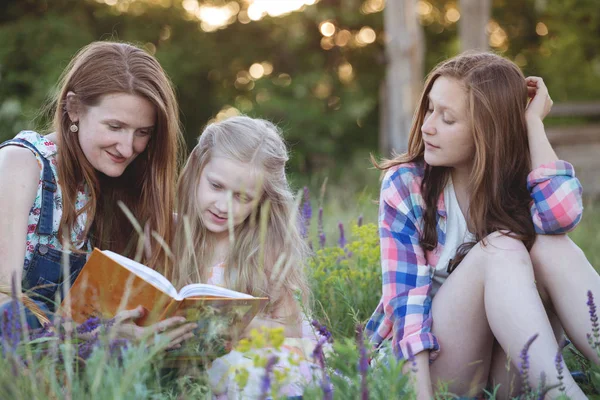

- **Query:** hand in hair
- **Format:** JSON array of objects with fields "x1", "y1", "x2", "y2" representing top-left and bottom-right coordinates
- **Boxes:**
[
  {"x1": 525, "y1": 76, "x2": 554, "y2": 122},
  {"x1": 111, "y1": 306, "x2": 198, "y2": 350}
]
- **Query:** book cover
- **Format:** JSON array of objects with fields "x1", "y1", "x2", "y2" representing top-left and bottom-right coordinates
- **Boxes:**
[{"x1": 59, "y1": 249, "x2": 269, "y2": 339}]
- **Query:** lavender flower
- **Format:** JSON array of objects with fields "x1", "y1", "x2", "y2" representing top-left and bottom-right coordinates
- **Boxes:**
[
  {"x1": 406, "y1": 342, "x2": 417, "y2": 374},
  {"x1": 338, "y1": 222, "x2": 347, "y2": 248},
  {"x1": 76, "y1": 317, "x2": 101, "y2": 335},
  {"x1": 29, "y1": 323, "x2": 55, "y2": 341},
  {"x1": 322, "y1": 374, "x2": 333, "y2": 400},
  {"x1": 258, "y1": 354, "x2": 279, "y2": 400},
  {"x1": 1, "y1": 308, "x2": 20, "y2": 355},
  {"x1": 357, "y1": 214, "x2": 363, "y2": 227},
  {"x1": 555, "y1": 344, "x2": 566, "y2": 394},
  {"x1": 318, "y1": 207, "x2": 326, "y2": 248},
  {"x1": 1, "y1": 277, "x2": 24, "y2": 355},
  {"x1": 108, "y1": 338, "x2": 130, "y2": 360},
  {"x1": 299, "y1": 215, "x2": 307, "y2": 239},
  {"x1": 536, "y1": 371, "x2": 546, "y2": 400},
  {"x1": 302, "y1": 187, "x2": 312, "y2": 228},
  {"x1": 356, "y1": 325, "x2": 369, "y2": 400},
  {"x1": 311, "y1": 319, "x2": 333, "y2": 343},
  {"x1": 311, "y1": 333, "x2": 333, "y2": 399},
  {"x1": 77, "y1": 336, "x2": 99, "y2": 361},
  {"x1": 519, "y1": 333, "x2": 539, "y2": 398},
  {"x1": 587, "y1": 290, "x2": 600, "y2": 348}
]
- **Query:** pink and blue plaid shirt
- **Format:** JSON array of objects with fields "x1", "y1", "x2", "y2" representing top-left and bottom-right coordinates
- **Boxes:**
[{"x1": 365, "y1": 160, "x2": 583, "y2": 361}]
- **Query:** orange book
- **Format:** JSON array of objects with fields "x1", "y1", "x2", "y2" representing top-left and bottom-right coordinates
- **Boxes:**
[{"x1": 59, "y1": 248, "x2": 269, "y2": 339}]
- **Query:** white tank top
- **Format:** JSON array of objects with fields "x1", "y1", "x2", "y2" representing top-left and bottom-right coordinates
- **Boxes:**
[{"x1": 431, "y1": 177, "x2": 475, "y2": 296}]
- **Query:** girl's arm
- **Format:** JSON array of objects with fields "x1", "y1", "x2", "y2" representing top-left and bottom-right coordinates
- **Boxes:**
[
  {"x1": 369, "y1": 166, "x2": 438, "y2": 397},
  {"x1": 525, "y1": 76, "x2": 584, "y2": 234},
  {"x1": 525, "y1": 76, "x2": 558, "y2": 169},
  {"x1": 407, "y1": 352, "x2": 434, "y2": 400},
  {"x1": 0, "y1": 147, "x2": 41, "y2": 304},
  {"x1": 377, "y1": 168, "x2": 438, "y2": 361}
]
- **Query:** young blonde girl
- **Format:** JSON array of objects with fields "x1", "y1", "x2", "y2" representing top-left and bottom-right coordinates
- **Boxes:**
[{"x1": 173, "y1": 116, "x2": 318, "y2": 398}]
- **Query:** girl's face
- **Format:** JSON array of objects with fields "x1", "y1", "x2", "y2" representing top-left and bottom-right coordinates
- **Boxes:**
[
  {"x1": 421, "y1": 76, "x2": 475, "y2": 170},
  {"x1": 196, "y1": 156, "x2": 263, "y2": 236},
  {"x1": 69, "y1": 92, "x2": 155, "y2": 177}
]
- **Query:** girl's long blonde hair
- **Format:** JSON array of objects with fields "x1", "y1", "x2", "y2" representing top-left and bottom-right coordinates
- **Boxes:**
[
  {"x1": 173, "y1": 116, "x2": 309, "y2": 314},
  {"x1": 52, "y1": 41, "x2": 183, "y2": 272}
]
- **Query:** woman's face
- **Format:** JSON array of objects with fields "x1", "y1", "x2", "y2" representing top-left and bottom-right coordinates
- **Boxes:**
[
  {"x1": 421, "y1": 76, "x2": 475, "y2": 171},
  {"x1": 69, "y1": 92, "x2": 155, "y2": 177}
]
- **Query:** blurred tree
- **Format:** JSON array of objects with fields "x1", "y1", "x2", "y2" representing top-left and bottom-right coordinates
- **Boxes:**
[
  {"x1": 0, "y1": 0, "x2": 598, "y2": 176},
  {"x1": 379, "y1": 0, "x2": 423, "y2": 156},
  {"x1": 459, "y1": 0, "x2": 491, "y2": 51}
]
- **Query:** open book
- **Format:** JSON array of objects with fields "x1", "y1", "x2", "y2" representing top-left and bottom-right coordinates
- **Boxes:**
[{"x1": 59, "y1": 249, "x2": 269, "y2": 339}]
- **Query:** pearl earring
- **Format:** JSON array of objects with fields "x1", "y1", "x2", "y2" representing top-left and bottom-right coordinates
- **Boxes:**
[{"x1": 69, "y1": 123, "x2": 79, "y2": 133}]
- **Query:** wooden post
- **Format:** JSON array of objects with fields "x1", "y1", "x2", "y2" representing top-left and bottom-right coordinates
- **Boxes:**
[
  {"x1": 380, "y1": 0, "x2": 424, "y2": 156},
  {"x1": 459, "y1": 0, "x2": 491, "y2": 51}
]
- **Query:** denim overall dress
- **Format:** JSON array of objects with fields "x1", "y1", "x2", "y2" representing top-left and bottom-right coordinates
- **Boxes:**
[{"x1": 0, "y1": 137, "x2": 87, "y2": 330}]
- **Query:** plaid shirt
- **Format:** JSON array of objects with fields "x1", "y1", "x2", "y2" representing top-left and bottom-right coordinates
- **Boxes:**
[{"x1": 365, "y1": 160, "x2": 583, "y2": 361}]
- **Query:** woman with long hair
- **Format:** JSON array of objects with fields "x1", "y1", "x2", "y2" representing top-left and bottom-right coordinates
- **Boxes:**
[
  {"x1": 0, "y1": 41, "x2": 195, "y2": 345},
  {"x1": 366, "y1": 51, "x2": 597, "y2": 399}
]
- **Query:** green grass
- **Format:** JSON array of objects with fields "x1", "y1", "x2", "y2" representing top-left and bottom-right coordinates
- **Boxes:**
[{"x1": 570, "y1": 202, "x2": 600, "y2": 269}]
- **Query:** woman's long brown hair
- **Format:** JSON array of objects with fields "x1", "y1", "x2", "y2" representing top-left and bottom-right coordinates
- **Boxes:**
[
  {"x1": 375, "y1": 51, "x2": 536, "y2": 270},
  {"x1": 52, "y1": 41, "x2": 184, "y2": 272}
]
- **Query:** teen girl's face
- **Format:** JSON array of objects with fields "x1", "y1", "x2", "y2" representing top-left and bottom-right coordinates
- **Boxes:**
[
  {"x1": 70, "y1": 92, "x2": 155, "y2": 177},
  {"x1": 421, "y1": 76, "x2": 475, "y2": 170},
  {"x1": 196, "y1": 156, "x2": 263, "y2": 237}
]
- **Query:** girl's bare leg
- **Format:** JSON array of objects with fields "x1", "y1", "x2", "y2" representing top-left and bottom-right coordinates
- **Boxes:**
[
  {"x1": 529, "y1": 234, "x2": 600, "y2": 363},
  {"x1": 430, "y1": 232, "x2": 586, "y2": 399}
]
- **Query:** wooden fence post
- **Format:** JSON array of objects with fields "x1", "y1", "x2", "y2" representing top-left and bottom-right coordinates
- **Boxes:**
[
  {"x1": 380, "y1": 0, "x2": 424, "y2": 156},
  {"x1": 459, "y1": 0, "x2": 491, "y2": 51}
]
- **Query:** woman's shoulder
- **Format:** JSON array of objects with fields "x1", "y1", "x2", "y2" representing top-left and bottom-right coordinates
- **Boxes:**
[
  {"x1": 381, "y1": 160, "x2": 426, "y2": 199},
  {"x1": 2, "y1": 130, "x2": 58, "y2": 160}
]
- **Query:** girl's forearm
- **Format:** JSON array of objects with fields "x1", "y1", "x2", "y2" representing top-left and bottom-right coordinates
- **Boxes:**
[
  {"x1": 403, "y1": 351, "x2": 434, "y2": 400},
  {"x1": 526, "y1": 117, "x2": 558, "y2": 169}
]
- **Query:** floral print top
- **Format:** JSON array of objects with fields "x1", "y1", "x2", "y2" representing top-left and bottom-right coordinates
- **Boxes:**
[{"x1": 8, "y1": 131, "x2": 90, "y2": 269}]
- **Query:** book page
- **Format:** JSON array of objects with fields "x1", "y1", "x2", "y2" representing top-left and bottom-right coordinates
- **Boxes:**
[
  {"x1": 102, "y1": 250, "x2": 178, "y2": 298},
  {"x1": 177, "y1": 283, "x2": 254, "y2": 300}
]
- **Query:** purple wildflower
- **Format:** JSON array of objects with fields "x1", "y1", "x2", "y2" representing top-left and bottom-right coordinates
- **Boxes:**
[
  {"x1": 311, "y1": 319, "x2": 333, "y2": 343},
  {"x1": 29, "y1": 323, "x2": 55, "y2": 341},
  {"x1": 519, "y1": 333, "x2": 538, "y2": 397},
  {"x1": 555, "y1": 344, "x2": 565, "y2": 394},
  {"x1": 318, "y1": 207, "x2": 325, "y2": 248},
  {"x1": 338, "y1": 222, "x2": 346, "y2": 248},
  {"x1": 258, "y1": 354, "x2": 279, "y2": 400},
  {"x1": 76, "y1": 317, "x2": 101, "y2": 335},
  {"x1": 77, "y1": 335, "x2": 99, "y2": 361},
  {"x1": 322, "y1": 373, "x2": 333, "y2": 400},
  {"x1": 299, "y1": 215, "x2": 307, "y2": 239},
  {"x1": 1, "y1": 279, "x2": 24, "y2": 355},
  {"x1": 302, "y1": 187, "x2": 312, "y2": 230},
  {"x1": 108, "y1": 338, "x2": 130, "y2": 360},
  {"x1": 406, "y1": 342, "x2": 417, "y2": 374},
  {"x1": 536, "y1": 371, "x2": 546, "y2": 400},
  {"x1": 587, "y1": 290, "x2": 600, "y2": 348},
  {"x1": 312, "y1": 334, "x2": 333, "y2": 400},
  {"x1": 356, "y1": 325, "x2": 369, "y2": 400},
  {"x1": 311, "y1": 320, "x2": 333, "y2": 343},
  {"x1": 1, "y1": 308, "x2": 20, "y2": 355},
  {"x1": 357, "y1": 214, "x2": 363, "y2": 227}
]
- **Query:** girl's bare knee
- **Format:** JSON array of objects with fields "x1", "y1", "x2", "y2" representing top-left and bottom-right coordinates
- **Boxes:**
[
  {"x1": 531, "y1": 234, "x2": 584, "y2": 265},
  {"x1": 476, "y1": 232, "x2": 530, "y2": 259}
]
